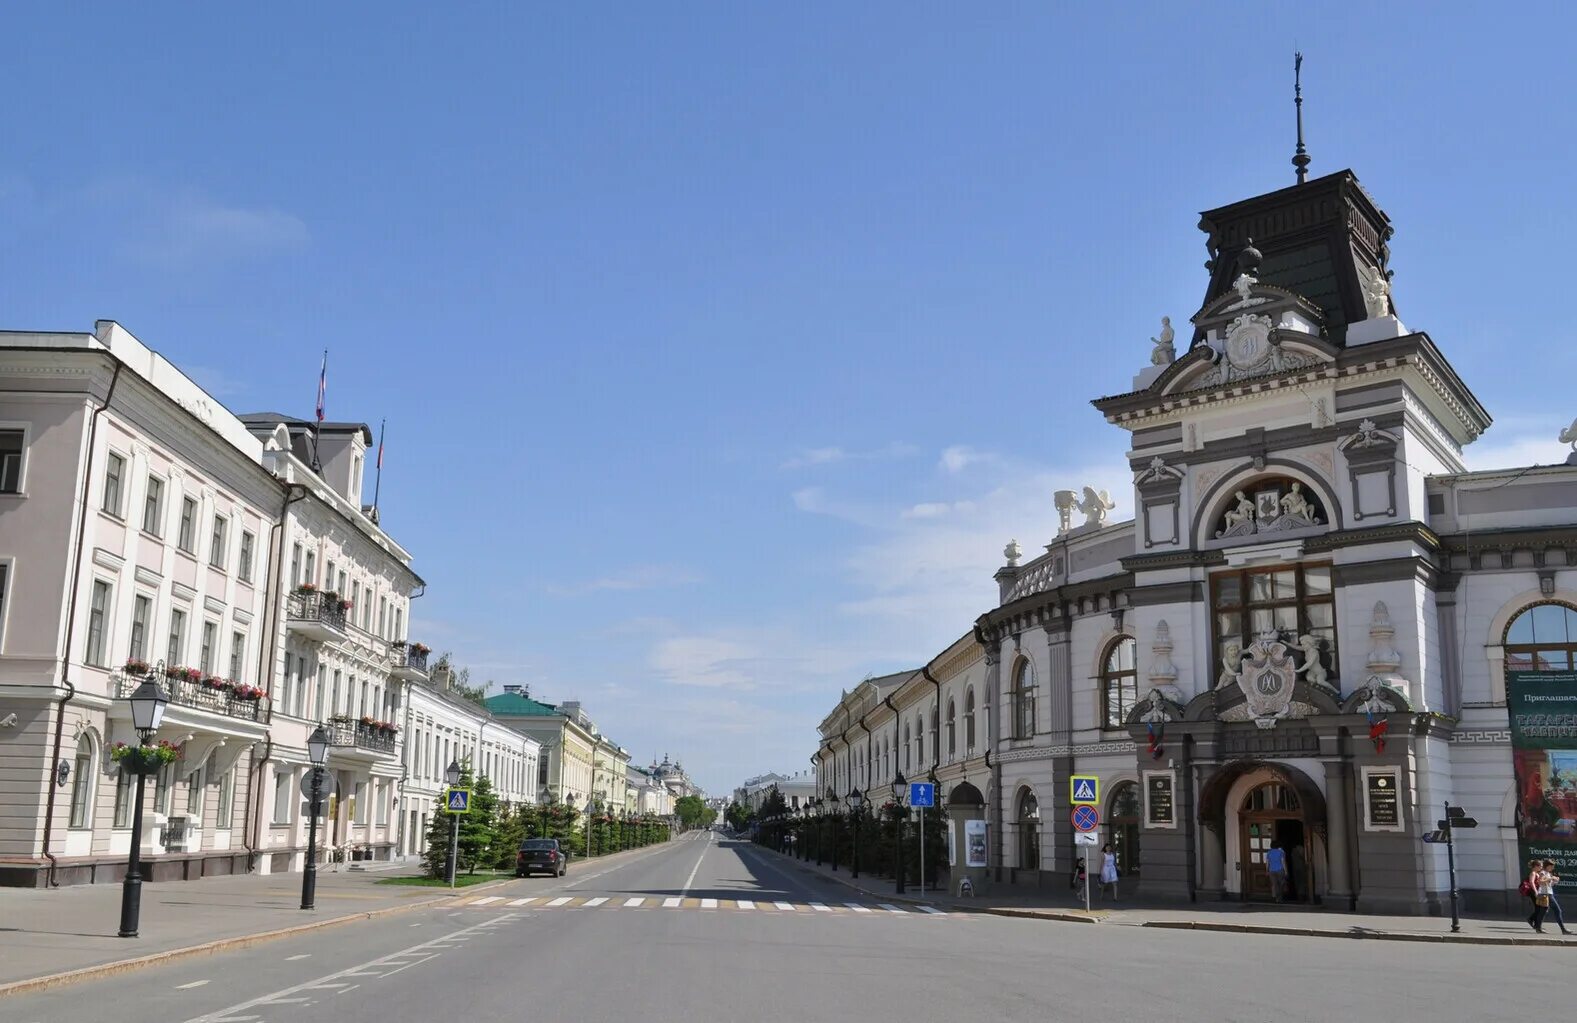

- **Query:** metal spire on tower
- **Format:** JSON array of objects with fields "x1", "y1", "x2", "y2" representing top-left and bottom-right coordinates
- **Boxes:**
[{"x1": 1293, "y1": 51, "x2": 1311, "y2": 184}]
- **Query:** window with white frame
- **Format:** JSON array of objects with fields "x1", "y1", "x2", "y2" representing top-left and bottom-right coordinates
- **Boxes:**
[
  {"x1": 155, "y1": 764, "x2": 174, "y2": 815},
  {"x1": 129, "y1": 594, "x2": 151, "y2": 662},
  {"x1": 0, "y1": 429, "x2": 23, "y2": 493},
  {"x1": 113, "y1": 768, "x2": 134, "y2": 828},
  {"x1": 291, "y1": 542, "x2": 302, "y2": 586},
  {"x1": 273, "y1": 769, "x2": 294, "y2": 825},
  {"x1": 102, "y1": 452, "x2": 125, "y2": 516},
  {"x1": 200, "y1": 621, "x2": 218, "y2": 674},
  {"x1": 216, "y1": 768, "x2": 234, "y2": 827},
  {"x1": 186, "y1": 766, "x2": 204, "y2": 815},
  {"x1": 167, "y1": 607, "x2": 187, "y2": 666},
  {"x1": 238, "y1": 530, "x2": 255, "y2": 583},
  {"x1": 85, "y1": 579, "x2": 111, "y2": 666},
  {"x1": 209, "y1": 514, "x2": 228, "y2": 569},
  {"x1": 68, "y1": 734, "x2": 94, "y2": 828},
  {"x1": 177, "y1": 496, "x2": 197, "y2": 553},
  {"x1": 1011, "y1": 658, "x2": 1037, "y2": 739},
  {"x1": 229, "y1": 630, "x2": 245, "y2": 682},
  {"x1": 375, "y1": 780, "x2": 389, "y2": 825},
  {"x1": 142, "y1": 476, "x2": 164, "y2": 535}
]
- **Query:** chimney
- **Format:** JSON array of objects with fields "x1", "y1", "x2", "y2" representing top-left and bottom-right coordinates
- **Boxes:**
[{"x1": 432, "y1": 665, "x2": 452, "y2": 691}]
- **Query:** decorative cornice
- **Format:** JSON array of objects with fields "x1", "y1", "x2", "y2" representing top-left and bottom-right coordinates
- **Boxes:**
[
  {"x1": 996, "y1": 739, "x2": 1138, "y2": 763},
  {"x1": 1449, "y1": 729, "x2": 1510, "y2": 745}
]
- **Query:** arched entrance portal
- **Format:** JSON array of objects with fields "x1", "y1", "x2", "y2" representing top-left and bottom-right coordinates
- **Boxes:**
[{"x1": 1200, "y1": 761, "x2": 1326, "y2": 904}]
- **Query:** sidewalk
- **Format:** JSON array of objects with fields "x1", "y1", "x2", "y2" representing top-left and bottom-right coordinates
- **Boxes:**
[
  {"x1": 760, "y1": 846, "x2": 1577, "y2": 947},
  {"x1": 0, "y1": 841, "x2": 670, "y2": 996}
]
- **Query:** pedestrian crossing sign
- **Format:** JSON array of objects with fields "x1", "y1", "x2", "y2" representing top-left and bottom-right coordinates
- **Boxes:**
[
  {"x1": 1070, "y1": 775, "x2": 1099, "y2": 806},
  {"x1": 445, "y1": 788, "x2": 471, "y2": 813}
]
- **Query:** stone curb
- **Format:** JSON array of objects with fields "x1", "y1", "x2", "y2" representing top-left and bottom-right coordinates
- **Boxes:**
[
  {"x1": 0, "y1": 880, "x2": 510, "y2": 1000},
  {"x1": 1142, "y1": 919, "x2": 1577, "y2": 947}
]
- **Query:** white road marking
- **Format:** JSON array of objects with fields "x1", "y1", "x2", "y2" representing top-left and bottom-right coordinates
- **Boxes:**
[
  {"x1": 378, "y1": 952, "x2": 439, "y2": 977},
  {"x1": 285, "y1": 954, "x2": 312, "y2": 961},
  {"x1": 546, "y1": 896, "x2": 572, "y2": 907},
  {"x1": 583, "y1": 897, "x2": 609, "y2": 907},
  {"x1": 879, "y1": 904, "x2": 905, "y2": 913},
  {"x1": 735, "y1": 899, "x2": 755, "y2": 910},
  {"x1": 507, "y1": 897, "x2": 537, "y2": 906},
  {"x1": 662, "y1": 897, "x2": 682, "y2": 908},
  {"x1": 701, "y1": 898, "x2": 718, "y2": 909},
  {"x1": 846, "y1": 903, "x2": 872, "y2": 913},
  {"x1": 183, "y1": 920, "x2": 501, "y2": 1023},
  {"x1": 624, "y1": 897, "x2": 645, "y2": 907},
  {"x1": 774, "y1": 901, "x2": 795, "y2": 911},
  {"x1": 681, "y1": 833, "x2": 710, "y2": 896},
  {"x1": 259, "y1": 998, "x2": 310, "y2": 1005},
  {"x1": 810, "y1": 902, "x2": 832, "y2": 912},
  {"x1": 918, "y1": 905, "x2": 945, "y2": 915},
  {"x1": 471, "y1": 896, "x2": 503, "y2": 905},
  {"x1": 175, "y1": 980, "x2": 210, "y2": 990}
]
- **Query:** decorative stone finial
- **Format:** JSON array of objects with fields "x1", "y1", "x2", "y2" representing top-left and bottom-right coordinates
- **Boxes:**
[
  {"x1": 1003, "y1": 539, "x2": 1022, "y2": 567},
  {"x1": 1364, "y1": 601, "x2": 1403, "y2": 676},
  {"x1": 1147, "y1": 620, "x2": 1181, "y2": 699},
  {"x1": 1053, "y1": 490, "x2": 1076, "y2": 535},
  {"x1": 1236, "y1": 237, "x2": 1263, "y2": 275}
]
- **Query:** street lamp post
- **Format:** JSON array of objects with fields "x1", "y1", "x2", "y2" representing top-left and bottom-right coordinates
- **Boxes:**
[
  {"x1": 118, "y1": 679, "x2": 170, "y2": 938},
  {"x1": 827, "y1": 789, "x2": 840, "y2": 872},
  {"x1": 848, "y1": 787, "x2": 864, "y2": 879},
  {"x1": 891, "y1": 771, "x2": 907, "y2": 895},
  {"x1": 300, "y1": 726, "x2": 331, "y2": 910},
  {"x1": 811, "y1": 798, "x2": 822, "y2": 866},
  {"x1": 444, "y1": 760, "x2": 462, "y2": 888}
]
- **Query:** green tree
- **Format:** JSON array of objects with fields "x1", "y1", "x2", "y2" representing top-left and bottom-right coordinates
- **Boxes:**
[
  {"x1": 725, "y1": 801, "x2": 753, "y2": 832},
  {"x1": 460, "y1": 773, "x2": 499, "y2": 873},
  {"x1": 675, "y1": 794, "x2": 708, "y2": 829},
  {"x1": 492, "y1": 801, "x2": 530, "y2": 869},
  {"x1": 422, "y1": 788, "x2": 460, "y2": 879}
]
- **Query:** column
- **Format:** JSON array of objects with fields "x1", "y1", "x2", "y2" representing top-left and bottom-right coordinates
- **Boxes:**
[
  {"x1": 1199, "y1": 823, "x2": 1225, "y2": 897},
  {"x1": 1323, "y1": 759, "x2": 1353, "y2": 903}
]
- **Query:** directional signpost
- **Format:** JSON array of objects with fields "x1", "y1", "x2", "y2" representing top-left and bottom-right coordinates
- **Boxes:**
[
  {"x1": 1072, "y1": 803, "x2": 1100, "y2": 911},
  {"x1": 1423, "y1": 802, "x2": 1476, "y2": 932},
  {"x1": 910, "y1": 782, "x2": 934, "y2": 894}
]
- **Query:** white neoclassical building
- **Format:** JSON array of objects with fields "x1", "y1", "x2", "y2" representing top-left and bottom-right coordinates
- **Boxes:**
[{"x1": 816, "y1": 167, "x2": 1577, "y2": 915}]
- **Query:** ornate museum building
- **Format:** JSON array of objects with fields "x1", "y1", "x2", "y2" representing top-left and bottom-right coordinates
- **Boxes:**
[{"x1": 816, "y1": 166, "x2": 1577, "y2": 914}]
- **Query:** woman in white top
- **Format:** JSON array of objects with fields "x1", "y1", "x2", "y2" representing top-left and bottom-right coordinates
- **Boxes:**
[{"x1": 1099, "y1": 843, "x2": 1119, "y2": 902}]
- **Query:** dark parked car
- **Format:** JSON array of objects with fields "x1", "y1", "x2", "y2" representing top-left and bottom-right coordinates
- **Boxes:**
[{"x1": 516, "y1": 838, "x2": 569, "y2": 877}]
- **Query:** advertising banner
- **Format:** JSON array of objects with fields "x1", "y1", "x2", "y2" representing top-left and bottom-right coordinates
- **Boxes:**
[
  {"x1": 964, "y1": 819, "x2": 989, "y2": 868},
  {"x1": 1507, "y1": 669, "x2": 1577, "y2": 890}
]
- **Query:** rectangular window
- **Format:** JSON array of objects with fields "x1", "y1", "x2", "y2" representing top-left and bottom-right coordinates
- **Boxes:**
[
  {"x1": 186, "y1": 767, "x2": 204, "y2": 815},
  {"x1": 167, "y1": 608, "x2": 187, "y2": 666},
  {"x1": 209, "y1": 515, "x2": 228, "y2": 569},
  {"x1": 177, "y1": 497, "x2": 197, "y2": 553},
  {"x1": 156, "y1": 764, "x2": 174, "y2": 815},
  {"x1": 85, "y1": 579, "x2": 111, "y2": 666},
  {"x1": 114, "y1": 769, "x2": 134, "y2": 827},
  {"x1": 394, "y1": 607, "x2": 403, "y2": 642},
  {"x1": 216, "y1": 768, "x2": 234, "y2": 827},
  {"x1": 229, "y1": 631, "x2": 246, "y2": 682},
  {"x1": 200, "y1": 621, "x2": 218, "y2": 674},
  {"x1": 291, "y1": 543, "x2": 302, "y2": 586},
  {"x1": 331, "y1": 670, "x2": 342, "y2": 716},
  {"x1": 69, "y1": 742, "x2": 93, "y2": 828},
  {"x1": 142, "y1": 476, "x2": 164, "y2": 535},
  {"x1": 351, "y1": 581, "x2": 360, "y2": 623},
  {"x1": 238, "y1": 530, "x2": 255, "y2": 583},
  {"x1": 305, "y1": 550, "x2": 315, "y2": 582},
  {"x1": 1211, "y1": 562, "x2": 1338, "y2": 684},
  {"x1": 0, "y1": 429, "x2": 22, "y2": 492},
  {"x1": 129, "y1": 594, "x2": 151, "y2": 661},
  {"x1": 375, "y1": 780, "x2": 388, "y2": 825},
  {"x1": 378, "y1": 597, "x2": 387, "y2": 638},
  {"x1": 315, "y1": 665, "x2": 326, "y2": 721},
  {"x1": 102, "y1": 452, "x2": 125, "y2": 516},
  {"x1": 355, "y1": 781, "x2": 369, "y2": 825},
  {"x1": 272, "y1": 769, "x2": 293, "y2": 825},
  {"x1": 325, "y1": 560, "x2": 335, "y2": 591}
]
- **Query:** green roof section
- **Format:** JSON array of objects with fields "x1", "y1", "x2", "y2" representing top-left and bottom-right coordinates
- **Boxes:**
[{"x1": 484, "y1": 691, "x2": 561, "y2": 717}]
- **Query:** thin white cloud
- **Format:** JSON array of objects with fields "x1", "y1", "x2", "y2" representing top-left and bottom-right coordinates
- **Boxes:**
[
  {"x1": 939, "y1": 444, "x2": 997, "y2": 474},
  {"x1": 547, "y1": 564, "x2": 699, "y2": 596},
  {"x1": 649, "y1": 636, "x2": 761, "y2": 690},
  {"x1": 780, "y1": 442, "x2": 918, "y2": 470},
  {"x1": 135, "y1": 196, "x2": 308, "y2": 268},
  {"x1": 1463, "y1": 428, "x2": 1571, "y2": 473}
]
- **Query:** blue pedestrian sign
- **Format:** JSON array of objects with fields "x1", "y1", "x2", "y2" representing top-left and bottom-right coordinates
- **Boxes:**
[
  {"x1": 445, "y1": 788, "x2": 471, "y2": 814},
  {"x1": 1070, "y1": 775, "x2": 1100, "y2": 806},
  {"x1": 909, "y1": 782, "x2": 935, "y2": 808}
]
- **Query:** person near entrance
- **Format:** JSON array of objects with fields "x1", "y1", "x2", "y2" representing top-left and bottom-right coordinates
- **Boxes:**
[
  {"x1": 1098, "y1": 843, "x2": 1119, "y2": 901},
  {"x1": 1265, "y1": 840, "x2": 1288, "y2": 903}
]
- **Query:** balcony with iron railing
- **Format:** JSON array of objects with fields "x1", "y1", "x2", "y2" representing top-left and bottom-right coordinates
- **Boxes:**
[
  {"x1": 113, "y1": 669, "x2": 271, "y2": 724},
  {"x1": 285, "y1": 589, "x2": 348, "y2": 641},
  {"x1": 329, "y1": 718, "x2": 398, "y2": 755},
  {"x1": 390, "y1": 642, "x2": 430, "y2": 679}
]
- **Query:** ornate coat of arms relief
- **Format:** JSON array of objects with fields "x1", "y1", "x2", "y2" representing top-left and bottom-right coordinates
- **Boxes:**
[{"x1": 1234, "y1": 631, "x2": 1299, "y2": 729}]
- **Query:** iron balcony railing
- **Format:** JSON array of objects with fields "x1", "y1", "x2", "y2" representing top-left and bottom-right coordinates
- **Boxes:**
[
  {"x1": 329, "y1": 719, "x2": 397, "y2": 754},
  {"x1": 114, "y1": 672, "x2": 271, "y2": 724},
  {"x1": 392, "y1": 644, "x2": 429, "y2": 673},
  {"x1": 287, "y1": 591, "x2": 348, "y2": 633}
]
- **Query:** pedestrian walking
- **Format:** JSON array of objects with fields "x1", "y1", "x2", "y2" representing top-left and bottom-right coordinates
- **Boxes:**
[
  {"x1": 1528, "y1": 859, "x2": 1552, "y2": 933},
  {"x1": 1099, "y1": 843, "x2": 1119, "y2": 901},
  {"x1": 1070, "y1": 857, "x2": 1086, "y2": 891},
  {"x1": 1542, "y1": 859, "x2": 1571, "y2": 935},
  {"x1": 1265, "y1": 840, "x2": 1288, "y2": 903}
]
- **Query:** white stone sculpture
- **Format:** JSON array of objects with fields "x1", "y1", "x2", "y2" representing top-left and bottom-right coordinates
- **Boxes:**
[
  {"x1": 1295, "y1": 634, "x2": 1330, "y2": 689},
  {"x1": 1053, "y1": 490, "x2": 1077, "y2": 535},
  {"x1": 1236, "y1": 631, "x2": 1298, "y2": 728},
  {"x1": 1220, "y1": 490, "x2": 1256, "y2": 536},
  {"x1": 1232, "y1": 272, "x2": 1257, "y2": 304},
  {"x1": 1076, "y1": 486, "x2": 1115, "y2": 529},
  {"x1": 1216, "y1": 641, "x2": 1244, "y2": 690},
  {"x1": 1003, "y1": 539, "x2": 1022, "y2": 568},
  {"x1": 1279, "y1": 482, "x2": 1315, "y2": 522},
  {"x1": 1364, "y1": 601, "x2": 1403, "y2": 676},
  {"x1": 1361, "y1": 264, "x2": 1391, "y2": 319},
  {"x1": 1150, "y1": 316, "x2": 1176, "y2": 365},
  {"x1": 1148, "y1": 620, "x2": 1179, "y2": 687},
  {"x1": 1560, "y1": 417, "x2": 1577, "y2": 454}
]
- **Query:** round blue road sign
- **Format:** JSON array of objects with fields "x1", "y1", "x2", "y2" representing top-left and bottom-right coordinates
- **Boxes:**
[{"x1": 1072, "y1": 804, "x2": 1100, "y2": 832}]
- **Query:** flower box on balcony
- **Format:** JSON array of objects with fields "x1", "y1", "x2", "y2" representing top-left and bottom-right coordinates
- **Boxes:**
[
  {"x1": 232, "y1": 683, "x2": 265, "y2": 701},
  {"x1": 165, "y1": 665, "x2": 203, "y2": 684},
  {"x1": 295, "y1": 582, "x2": 318, "y2": 594},
  {"x1": 200, "y1": 676, "x2": 233, "y2": 693},
  {"x1": 122, "y1": 659, "x2": 152, "y2": 677},
  {"x1": 410, "y1": 643, "x2": 431, "y2": 656}
]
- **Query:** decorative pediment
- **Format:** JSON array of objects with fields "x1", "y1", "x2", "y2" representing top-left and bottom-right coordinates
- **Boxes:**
[{"x1": 1212, "y1": 475, "x2": 1326, "y2": 541}]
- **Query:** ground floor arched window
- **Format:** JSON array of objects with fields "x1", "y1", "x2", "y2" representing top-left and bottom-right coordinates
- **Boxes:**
[
  {"x1": 1109, "y1": 781, "x2": 1140, "y2": 877},
  {"x1": 1017, "y1": 788, "x2": 1040, "y2": 871}
]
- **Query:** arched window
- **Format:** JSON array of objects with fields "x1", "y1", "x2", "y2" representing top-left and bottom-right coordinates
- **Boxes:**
[
  {"x1": 68, "y1": 734, "x2": 95, "y2": 829},
  {"x1": 903, "y1": 724, "x2": 912, "y2": 770},
  {"x1": 1109, "y1": 782, "x2": 1141, "y2": 877},
  {"x1": 1102, "y1": 637, "x2": 1138, "y2": 729},
  {"x1": 1017, "y1": 788, "x2": 1041, "y2": 871},
  {"x1": 964, "y1": 688, "x2": 976, "y2": 751},
  {"x1": 929, "y1": 707, "x2": 939, "y2": 765},
  {"x1": 1012, "y1": 659, "x2": 1037, "y2": 739},
  {"x1": 1211, "y1": 562, "x2": 1338, "y2": 683},
  {"x1": 946, "y1": 699, "x2": 956, "y2": 759},
  {"x1": 1506, "y1": 602, "x2": 1577, "y2": 671},
  {"x1": 915, "y1": 715, "x2": 925, "y2": 766}
]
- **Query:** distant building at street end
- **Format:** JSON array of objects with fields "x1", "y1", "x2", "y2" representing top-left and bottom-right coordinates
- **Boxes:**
[{"x1": 734, "y1": 771, "x2": 817, "y2": 813}]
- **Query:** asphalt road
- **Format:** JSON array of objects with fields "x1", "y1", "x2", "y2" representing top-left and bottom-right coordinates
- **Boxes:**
[{"x1": 4, "y1": 831, "x2": 1569, "y2": 1023}]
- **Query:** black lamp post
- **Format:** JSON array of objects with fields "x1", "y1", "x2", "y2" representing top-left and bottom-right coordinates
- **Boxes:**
[
  {"x1": 444, "y1": 759, "x2": 461, "y2": 887},
  {"x1": 826, "y1": 789, "x2": 840, "y2": 871},
  {"x1": 118, "y1": 679, "x2": 170, "y2": 938},
  {"x1": 811, "y1": 798, "x2": 822, "y2": 866},
  {"x1": 891, "y1": 771, "x2": 907, "y2": 894},
  {"x1": 847, "y1": 787, "x2": 864, "y2": 879},
  {"x1": 300, "y1": 726, "x2": 330, "y2": 910}
]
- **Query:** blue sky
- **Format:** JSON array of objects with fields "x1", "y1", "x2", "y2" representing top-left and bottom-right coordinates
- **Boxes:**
[{"x1": 5, "y1": 4, "x2": 1574, "y2": 793}]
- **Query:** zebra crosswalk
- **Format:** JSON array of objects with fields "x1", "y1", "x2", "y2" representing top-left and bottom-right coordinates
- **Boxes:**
[{"x1": 453, "y1": 894, "x2": 949, "y2": 916}]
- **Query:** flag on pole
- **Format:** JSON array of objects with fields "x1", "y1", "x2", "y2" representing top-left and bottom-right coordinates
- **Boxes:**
[
  {"x1": 376, "y1": 419, "x2": 385, "y2": 469},
  {"x1": 315, "y1": 350, "x2": 328, "y2": 423}
]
